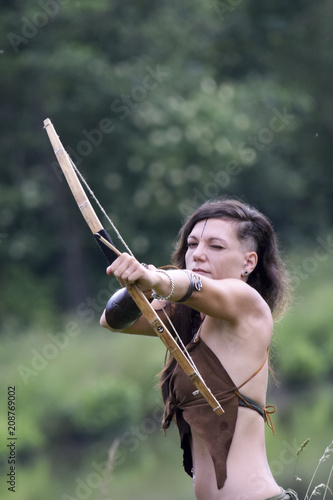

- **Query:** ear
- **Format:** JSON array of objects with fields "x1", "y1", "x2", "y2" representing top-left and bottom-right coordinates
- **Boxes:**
[{"x1": 243, "y1": 251, "x2": 258, "y2": 275}]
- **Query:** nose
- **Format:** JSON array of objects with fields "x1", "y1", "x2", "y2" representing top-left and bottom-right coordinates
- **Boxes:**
[{"x1": 192, "y1": 242, "x2": 207, "y2": 261}]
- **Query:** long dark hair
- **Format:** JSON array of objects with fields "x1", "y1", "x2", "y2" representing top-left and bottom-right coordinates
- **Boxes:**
[
  {"x1": 172, "y1": 198, "x2": 290, "y2": 317},
  {"x1": 160, "y1": 198, "x2": 290, "y2": 425}
]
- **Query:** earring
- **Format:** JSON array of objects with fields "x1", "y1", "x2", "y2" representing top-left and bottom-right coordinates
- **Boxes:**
[{"x1": 243, "y1": 270, "x2": 249, "y2": 276}]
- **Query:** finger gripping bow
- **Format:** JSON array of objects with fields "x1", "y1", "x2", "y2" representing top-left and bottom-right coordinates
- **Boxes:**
[{"x1": 43, "y1": 118, "x2": 224, "y2": 416}]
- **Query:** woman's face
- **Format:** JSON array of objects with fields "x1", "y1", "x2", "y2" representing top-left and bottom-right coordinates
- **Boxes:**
[{"x1": 185, "y1": 218, "x2": 255, "y2": 280}]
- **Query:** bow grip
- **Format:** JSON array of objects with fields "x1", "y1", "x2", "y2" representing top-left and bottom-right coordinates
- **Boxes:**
[{"x1": 94, "y1": 229, "x2": 118, "y2": 265}]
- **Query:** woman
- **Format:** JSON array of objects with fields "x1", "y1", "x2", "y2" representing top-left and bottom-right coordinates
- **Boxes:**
[{"x1": 100, "y1": 198, "x2": 298, "y2": 500}]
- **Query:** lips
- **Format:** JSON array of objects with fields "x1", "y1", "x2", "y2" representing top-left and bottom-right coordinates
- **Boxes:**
[{"x1": 192, "y1": 268, "x2": 209, "y2": 275}]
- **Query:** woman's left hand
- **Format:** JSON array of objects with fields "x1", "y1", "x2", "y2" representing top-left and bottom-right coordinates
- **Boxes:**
[{"x1": 106, "y1": 253, "x2": 157, "y2": 294}]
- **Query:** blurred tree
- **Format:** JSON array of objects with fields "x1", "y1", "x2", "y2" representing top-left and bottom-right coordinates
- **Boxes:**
[{"x1": 0, "y1": 0, "x2": 332, "y2": 327}]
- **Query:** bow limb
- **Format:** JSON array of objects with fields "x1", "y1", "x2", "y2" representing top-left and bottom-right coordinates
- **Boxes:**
[
  {"x1": 43, "y1": 118, "x2": 224, "y2": 415},
  {"x1": 43, "y1": 118, "x2": 119, "y2": 264}
]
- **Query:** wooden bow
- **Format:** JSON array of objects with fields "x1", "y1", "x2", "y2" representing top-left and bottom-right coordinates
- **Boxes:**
[{"x1": 43, "y1": 118, "x2": 224, "y2": 415}]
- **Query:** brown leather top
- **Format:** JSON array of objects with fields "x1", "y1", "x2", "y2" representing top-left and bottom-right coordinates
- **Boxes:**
[{"x1": 163, "y1": 337, "x2": 268, "y2": 489}]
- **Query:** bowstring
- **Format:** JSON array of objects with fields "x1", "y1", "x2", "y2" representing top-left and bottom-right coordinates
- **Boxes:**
[
  {"x1": 157, "y1": 300, "x2": 200, "y2": 373},
  {"x1": 67, "y1": 155, "x2": 134, "y2": 256},
  {"x1": 67, "y1": 155, "x2": 202, "y2": 378}
]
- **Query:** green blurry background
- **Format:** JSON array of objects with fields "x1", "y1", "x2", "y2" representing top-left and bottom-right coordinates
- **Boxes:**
[{"x1": 1, "y1": 1, "x2": 333, "y2": 498}]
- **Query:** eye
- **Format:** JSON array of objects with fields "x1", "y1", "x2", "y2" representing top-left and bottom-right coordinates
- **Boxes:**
[
  {"x1": 187, "y1": 242, "x2": 197, "y2": 248},
  {"x1": 211, "y1": 245, "x2": 223, "y2": 250}
]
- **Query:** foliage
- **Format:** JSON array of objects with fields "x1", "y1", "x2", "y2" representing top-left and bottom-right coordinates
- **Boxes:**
[
  {"x1": 1, "y1": 2, "x2": 333, "y2": 497},
  {"x1": 273, "y1": 250, "x2": 333, "y2": 387},
  {"x1": 0, "y1": 1, "x2": 333, "y2": 328},
  {"x1": 1, "y1": 275, "x2": 333, "y2": 499}
]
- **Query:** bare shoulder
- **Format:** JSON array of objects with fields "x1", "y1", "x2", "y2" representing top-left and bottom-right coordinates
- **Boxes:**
[
  {"x1": 201, "y1": 281, "x2": 273, "y2": 376},
  {"x1": 227, "y1": 279, "x2": 272, "y2": 317},
  {"x1": 226, "y1": 279, "x2": 273, "y2": 338}
]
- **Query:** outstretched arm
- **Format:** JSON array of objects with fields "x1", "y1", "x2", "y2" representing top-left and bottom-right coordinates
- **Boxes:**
[{"x1": 100, "y1": 253, "x2": 270, "y2": 334}]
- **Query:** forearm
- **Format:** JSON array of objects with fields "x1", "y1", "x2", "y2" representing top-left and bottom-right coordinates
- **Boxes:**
[
  {"x1": 151, "y1": 269, "x2": 202, "y2": 303},
  {"x1": 100, "y1": 286, "x2": 163, "y2": 336},
  {"x1": 105, "y1": 253, "x2": 200, "y2": 302},
  {"x1": 101, "y1": 254, "x2": 202, "y2": 332},
  {"x1": 100, "y1": 307, "x2": 157, "y2": 335},
  {"x1": 100, "y1": 270, "x2": 200, "y2": 331}
]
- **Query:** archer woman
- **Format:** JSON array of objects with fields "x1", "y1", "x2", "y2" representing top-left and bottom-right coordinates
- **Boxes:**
[{"x1": 100, "y1": 198, "x2": 298, "y2": 500}]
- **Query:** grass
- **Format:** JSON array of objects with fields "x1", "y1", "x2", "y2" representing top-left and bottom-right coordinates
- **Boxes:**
[
  {"x1": 1, "y1": 260, "x2": 333, "y2": 499},
  {"x1": 290, "y1": 440, "x2": 333, "y2": 500}
]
